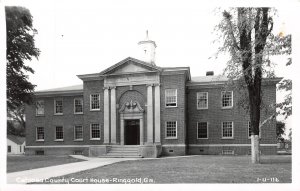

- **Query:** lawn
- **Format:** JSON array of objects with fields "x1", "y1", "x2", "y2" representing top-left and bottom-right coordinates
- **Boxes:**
[
  {"x1": 7, "y1": 155, "x2": 85, "y2": 173},
  {"x1": 51, "y1": 155, "x2": 291, "y2": 184}
]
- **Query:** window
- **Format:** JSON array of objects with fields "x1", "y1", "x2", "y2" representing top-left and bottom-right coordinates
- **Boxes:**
[
  {"x1": 8, "y1": 146, "x2": 11, "y2": 153},
  {"x1": 90, "y1": 94, "x2": 100, "y2": 110},
  {"x1": 74, "y1": 98, "x2": 83, "y2": 114},
  {"x1": 90, "y1": 124, "x2": 100, "y2": 140},
  {"x1": 222, "y1": 150, "x2": 234, "y2": 155},
  {"x1": 197, "y1": 122, "x2": 208, "y2": 139},
  {"x1": 166, "y1": 121, "x2": 177, "y2": 139},
  {"x1": 55, "y1": 126, "x2": 64, "y2": 140},
  {"x1": 197, "y1": 92, "x2": 208, "y2": 109},
  {"x1": 36, "y1": 100, "x2": 45, "y2": 116},
  {"x1": 74, "y1": 125, "x2": 83, "y2": 140},
  {"x1": 221, "y1": 91, "x2": 233, "y2": 108},
  {"x1": 36, "y1": 127, "x2": 44, "y2": 141},
  {"x1": 165, "y1": 89, "x2": 177, "y2": 107},
  {"x1": 222, "y1": 121, "x2": 233, "y2": 139},
  {"x1": 54, "y1": 99, "x2": 63, "y2": 114},
  {"x1": 248, "y1": 121, "x2": 261, "y2": 139},
  {"x1": 20, "y1": 146, "x2": 22, "y2": 152}
]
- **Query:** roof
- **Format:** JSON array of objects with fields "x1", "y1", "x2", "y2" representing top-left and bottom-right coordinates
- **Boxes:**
[
  {"x1": 191, "y1": 75, "x2": 228, "y2": 83},
  {"x1": 7, "y1": 134, "x2": 25, "y2": 145},
  {"x1": 36, "y1": 84, "x2": 83, "y2": 92},
  {"x1": 35, "y1": 84, "x2": 83, "y2": 96}
]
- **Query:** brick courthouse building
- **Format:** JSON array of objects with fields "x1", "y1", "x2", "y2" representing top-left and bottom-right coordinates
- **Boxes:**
[{"x1": 25, "y1": 34, "x2": 280, "y2": 158}]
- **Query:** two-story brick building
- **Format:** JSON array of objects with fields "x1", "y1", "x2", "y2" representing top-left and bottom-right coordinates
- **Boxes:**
[{"x1": 25, "y1": 34, "x2": 280, "y2": 157}]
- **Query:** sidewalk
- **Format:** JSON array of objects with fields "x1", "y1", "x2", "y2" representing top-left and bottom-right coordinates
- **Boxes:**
[{"x1": 7, "y1": 156, "x2": 140, "y2": 184}]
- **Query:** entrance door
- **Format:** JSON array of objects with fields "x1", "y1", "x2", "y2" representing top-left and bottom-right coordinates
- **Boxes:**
[{"x1": 125, "y1": 119, "x2": 140, "y2": 145}]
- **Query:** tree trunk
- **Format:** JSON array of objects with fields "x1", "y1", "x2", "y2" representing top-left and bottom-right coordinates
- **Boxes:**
[{"x1": 251, "y1": 135, "x2": 260, "y2": 163}]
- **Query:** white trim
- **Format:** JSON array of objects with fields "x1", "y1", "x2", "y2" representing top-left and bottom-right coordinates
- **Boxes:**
[
  {"x1": 197, "y1": 122, "x2": 209, "y2": 139},
  {"x1": 74, "y1": 98, "x2": 83, "y2": 114},
  {"x1": 162, "y1": 144, "x2": 186, "y2": 147},
  {"x1": 165, "y1": 121, "x2": 177, "y2": 139},
  {"x1": 165, "y1": 89, "x2": 177, "y2": 108},
  {"x1": 221, "y1": 121, "x2": 234, "y2": 139},
  {"x1": 196, "y1": 92, "x2": 208, "y2": 110},
  {"x1": 54, "y1": 99, "x2": 63, "y2": 115},
  {"x1": 221, "y1": 91, "x2": 233, "y2": 109},
  {"x1": 26, "y1": 145, "x2": 92, "y2": 148},
  {"x1": 90, "y1": 94, "x2": 101, "y2": 111},
  {"x1": 189, "y1": 144, "x2": 277, "y2": 147}
]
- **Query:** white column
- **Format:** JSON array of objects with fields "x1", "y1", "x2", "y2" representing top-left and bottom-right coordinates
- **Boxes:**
[
  {"x1": 140, "y1": 118, "x2": 144, "y2": 145},
  {"x1": 147, "y1": 84, "x2": 153, "y2": 143},
  {"x1": 120, "y1": 118, "x2": 124, "y2": 145},
  {"x1": 110, "y1": 86, "x2": 116, "y2": 144},
  {"x1": 154, "y1": 84, "x2": 161, "y2": 143},
  {"x1": 103, "y1": 87, "x2": 110, "y2": 144}
]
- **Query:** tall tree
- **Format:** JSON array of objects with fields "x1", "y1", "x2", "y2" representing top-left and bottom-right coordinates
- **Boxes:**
[
  {"x1": 6, "y1": 6, "x2": 40, "y2": 110},
  {"x1": 214, "y1": 8, "x2": 291, "y2": 163}
]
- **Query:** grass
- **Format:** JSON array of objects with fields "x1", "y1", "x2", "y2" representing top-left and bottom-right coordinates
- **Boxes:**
[
  {"x1": 51, "y1": 155, "x2": 291, "y2": 184},
  {"x1": 7, "y1": 155, "x2": 85, "y2": 173}
]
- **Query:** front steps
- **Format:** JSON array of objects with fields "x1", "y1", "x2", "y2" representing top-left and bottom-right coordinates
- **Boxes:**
[{"x1": 103, "y1": 145, "x2": 142, "y2": 158}]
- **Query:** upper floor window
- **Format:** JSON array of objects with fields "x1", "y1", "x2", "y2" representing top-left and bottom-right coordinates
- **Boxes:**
[
  {"x1": 36, "y1": 100, "x2": 45, "y2": 116},
  {"x1": 221, "y1": 91, "x2": 233, "y2": 108},
  {"x1": 197, "y1": 122, "x2": 208, "y2": 139},
  {"x1": 74, "y1": 98, "x2": 83, "y2": 114},
  {"x1": 36, "y1": 127, "x2": 44, "y2": 141},
  {"x1": 165, "y1": 121, "x2": 177, "y2": 139},
  {"x1": 90, "y1": 123, "x2": 100, "y2": 140},
  {"x1": 197, "y1": 92, "x2": 208, "y2": 109},
  {"x1": 54, "y1": 99, "x2": 63, "y2": 115},
  {"x1": 90, "y1": 94, "x2": 100, "y2": 110},
  {"x1": 55, "y1": 126, "x2": 64, "y2": 140},
  {"x1": 222, "y1": 121, "x2": 234, "y2": 139},
  {"x1": 165, "y1": 89, "x2": 177, "y2": 107}
]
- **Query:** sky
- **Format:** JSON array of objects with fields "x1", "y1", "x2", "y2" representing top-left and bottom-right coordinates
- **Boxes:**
[{"x1": 3, "y1": 0, "x2": 296, "y2": 134}]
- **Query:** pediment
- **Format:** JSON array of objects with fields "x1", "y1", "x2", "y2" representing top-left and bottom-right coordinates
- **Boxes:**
[
  {"x1": 100, "y1": 57, "x2": 160, "y2": 75},
  {"x1": 119, "y1": 100, "x2": 144, "y2": 113}
]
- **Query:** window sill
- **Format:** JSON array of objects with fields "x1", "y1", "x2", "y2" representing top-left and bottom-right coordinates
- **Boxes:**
[
  {"x1": 221, "y1": 137, "x2": 234, "y2": 139},
  {"x1": 165, "y1": 137, "x2": 178, "y2": 140},
  {"x1": 36, "y1": 140, "x2": 44, "y2": 142},
  {"x1": 74, "y1": 139, "x2": 83, "y2": 142},
  {"x1": 74, "y1": 112, "x2": 83, "y2": 115},
  {"x1": 54, "y1": 139, "x2": 64, "y2": 142},
  {"x1": 90, "y1": 138, "x2": 101, "y2": 140},
  {"x1": 90, "y1": 109, "x2": 101, "y2": 112},
  {"x1": 197, "y1": 138, "x2": 209, "y2": 140},
  {"x1": 197, "y1": 108, "x2": 208, "y2": 110},
  {"x1": 54, "y1": 113, "x2": 63, "y2": 116},
  {"x1": 221, "y1": 107, "x2": 233, "y2": 110}
]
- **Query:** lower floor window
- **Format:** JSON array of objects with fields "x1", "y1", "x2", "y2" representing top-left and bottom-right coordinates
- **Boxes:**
[
  {"x1": 166, "y1": 121, "x2": 177, "y2": 139},
  {"x1": 55, "y1": 126, "x2": 64, "y2": 140},
  {"x1": 74, "y1": 125, "x2": 83, "y2": 140},
  {"x1": 90, "y1": 124, "x2": 100, "y2": 139},
  {"x1": 222, "y1": 122, "x2": 233, "y2": 138},
  {"x1": 197, "y1": 122, "x2": 208, "y2": 139}
]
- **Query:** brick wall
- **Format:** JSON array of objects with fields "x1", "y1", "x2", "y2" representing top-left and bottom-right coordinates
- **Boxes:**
[
  {"x1": 160, "y1": 72, "x2": 187, "y2": 155},
  {"x1": 25, "y1": 95, "x2": 84, "y2": 147},
  {"x1": 186, "y1": 83, "x2": 277, "y2": 155}
]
